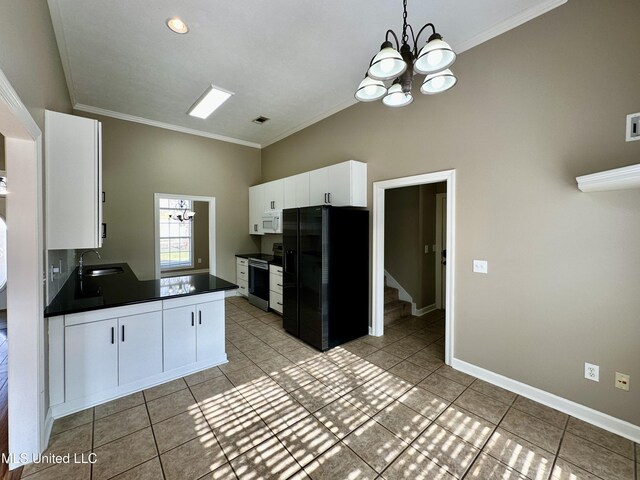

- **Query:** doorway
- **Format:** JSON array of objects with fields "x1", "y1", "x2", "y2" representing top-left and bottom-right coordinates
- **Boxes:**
[
  {"x1": 153, "y1": 193, "x2": 216, "y2": 279},
  {"x1": 372, "y1": 170, "x2": 456, "y2": 365},
  {"x1": 0, "y1": 67, "x2": 46, "y2": 470}
]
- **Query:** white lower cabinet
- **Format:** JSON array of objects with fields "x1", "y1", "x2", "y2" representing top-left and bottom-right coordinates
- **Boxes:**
[
  {"x1": 196, "y1": 300, "x2": 225, "y2": 362},
  {"x1": 64, "y1": 310, "x2": 163, "y2": 401},
  {"x1": 163, "y1": 300, "x2": 225, "y2": 370},
  {"x1": 65, "y1": 318, "x2": 118, "y2": 401},
  {"x1": 269, "y1": 264, "x2": 283, "y2": 314},
  {"x1": 236, "y1": 257, "x2": 248, "y2": 297},
  {"x1": 119, "y1": 311, "x2": 163, "y2": 386},
  {"x1": 51, "y1": 292, "x2": 227, "y2": 417},
  {"x1": 163, "y1": 305, "x2": 197, "y2": 371}
]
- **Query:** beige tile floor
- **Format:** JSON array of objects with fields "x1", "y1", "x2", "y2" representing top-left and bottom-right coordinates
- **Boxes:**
[{"x1": 23, "y1": 297, "x2": 639, "y2": 480}]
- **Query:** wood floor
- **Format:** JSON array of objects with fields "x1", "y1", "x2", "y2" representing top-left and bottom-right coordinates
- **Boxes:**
[{"x1": 0, "y1": 311, "x2": 21, "y2": 480}]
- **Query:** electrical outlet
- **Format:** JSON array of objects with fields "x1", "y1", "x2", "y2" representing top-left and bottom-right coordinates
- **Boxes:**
[
  {"x1": 424, "y1": 245, "x2": 429, "y2": 254},
  {"x1": 584, "y1": 362, "x2": 599, "y2": 382},
  {"x1": 197, "y1": 258, "x2": 202, "y2": 264},
  {"x1": 473, "y1": 260, "x2": 488, "y2": 274},
  {"x1": 626, "y1": 112, "x2": 640, "y2": 142},
  {"x1": 615, "y1": 372, "x2": 630, "y2": 391}
]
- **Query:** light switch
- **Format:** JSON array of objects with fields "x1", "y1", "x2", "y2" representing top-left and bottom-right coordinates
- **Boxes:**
[
  {"x1": 424, "y1": 245, "x2": 429, "y2": 254},
  {"x1": 473, "y1": 260, "x2": 488, "y2": 274}
]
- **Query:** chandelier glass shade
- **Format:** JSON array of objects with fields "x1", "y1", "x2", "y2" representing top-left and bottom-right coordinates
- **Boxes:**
[{"x1": 355, "y1": 0, "x2": 457, "y2": 106}]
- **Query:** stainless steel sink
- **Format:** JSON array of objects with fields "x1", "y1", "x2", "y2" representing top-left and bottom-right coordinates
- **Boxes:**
[{"x1": 84, "y1": 266, "x2": 124, "y2": 277}]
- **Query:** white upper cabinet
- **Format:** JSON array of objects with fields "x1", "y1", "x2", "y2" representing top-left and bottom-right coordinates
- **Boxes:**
[
  {"x1": 284, "y1": 172, "x2": 310, "y2": 209},
  {"x1": 251, "y1": 161, "x2": 366, "y2": 223},
  {"x1": 45, "y1": 110, "x2": 103, "y2": 249},
  {"x1": 249, "y1": 184, "x2": 264, "y2": 235},
  {"x1": 263, "y1": 179, "x2": 284, "y2": 211},
  {"x1": 309, "y1": 160, "x2": 367, "y2": 207}
]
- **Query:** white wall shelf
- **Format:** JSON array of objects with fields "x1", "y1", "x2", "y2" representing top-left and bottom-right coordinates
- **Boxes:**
[{"x1": 576, "y1": 163, "x2": 640, "y2": 192}]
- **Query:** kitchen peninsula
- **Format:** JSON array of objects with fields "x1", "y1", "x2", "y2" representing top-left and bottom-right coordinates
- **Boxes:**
[{"x1": 45, "y1": 263, "x2": 237, "y2": 418}]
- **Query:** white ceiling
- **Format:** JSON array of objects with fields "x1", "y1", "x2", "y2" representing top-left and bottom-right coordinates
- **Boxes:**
[{"x1": 48, "y1": 0, "x2": 566, "y2": 148}]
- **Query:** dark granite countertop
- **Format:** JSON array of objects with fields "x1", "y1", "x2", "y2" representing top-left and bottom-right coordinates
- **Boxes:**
[
  {"x1": 44, "y1": 263, "x2": 238, "y2": 317},
  {"x1": 236, "y1": 253, "x2": 282, "y2": 266}
]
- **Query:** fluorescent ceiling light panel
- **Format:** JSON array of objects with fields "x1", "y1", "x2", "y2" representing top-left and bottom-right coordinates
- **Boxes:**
[{"x1": 188, "y1": 85, "x2": 234, "y2": 119}]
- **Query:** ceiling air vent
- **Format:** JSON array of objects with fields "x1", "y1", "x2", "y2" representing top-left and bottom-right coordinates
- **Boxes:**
[{"x1": 252, "y1": 116, "x2": 270, "y2": 125}]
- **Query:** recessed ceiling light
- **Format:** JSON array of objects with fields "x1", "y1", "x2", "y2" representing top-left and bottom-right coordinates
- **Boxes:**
[
  {"x1": 166, "y1": 17, "x2": 189, "y2": 34},
  {"x1": 188, "y1": 85, "x2": 234, "y2": 119}
]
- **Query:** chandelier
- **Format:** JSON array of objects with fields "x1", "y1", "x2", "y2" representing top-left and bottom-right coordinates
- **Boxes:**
[
  {"x1": 169, "y1": 200, "x2": 196, "y2": 222},
  {"x1": 355, "y1": 0, "x2": 457, "y2": 107}
]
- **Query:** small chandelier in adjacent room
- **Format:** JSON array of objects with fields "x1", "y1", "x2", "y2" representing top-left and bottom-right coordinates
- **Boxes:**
[
  {"x1": 169, "y1": 200, "x2": 196, "y2": 222},
  {"x1": 355, "y1": 0, "x2": 457, "y2": 107}
]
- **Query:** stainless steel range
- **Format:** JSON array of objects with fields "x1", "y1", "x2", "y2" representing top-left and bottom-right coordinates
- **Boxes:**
[
  {"x1": 247, "y1": 243, "x2": 282, "y2": 312},
  {"x1": 248, "y1": 257, "x2": 269, "y2": 311}
]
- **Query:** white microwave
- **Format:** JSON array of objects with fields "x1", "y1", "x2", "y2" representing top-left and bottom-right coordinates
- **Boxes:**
[{"x1": 262, "y1": 211, "x2": 282, "y2": 234}]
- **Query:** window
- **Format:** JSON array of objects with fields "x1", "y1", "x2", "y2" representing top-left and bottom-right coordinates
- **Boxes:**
[{"x1": 159, "y1": 198, "x2": 193, "y2": 270}]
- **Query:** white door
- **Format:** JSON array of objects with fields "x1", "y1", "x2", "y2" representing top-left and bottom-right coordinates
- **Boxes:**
[
  {"x1": 65, "y1": 318, "x2": 118, "y2": 401},
  {"x1": 249, "y1": 185, "x2": 264, "y2": 235},
  {"x1": 309, "y1": 167, "x2": 330, "y2": 205},
  {"x1": 196, "y1": 300, "x2": 225, "y2": 362},
  {"x1": 119, "y1": 311, "x2": 163, "y2": 385},
  {"x1": 284, "y1": 173, "x2": 310, "y2": 208},
  {"x1": 264, "y1": 179, "x2": 284, "y2": 211},
  {"x1": 325, "y1": 162, "x2": 352, "y2": 206},
  {"x1": 163, "y1": 305, "x2": 197, "y2": 370},
  {"x1": 435, "y1": 193, "x2": 447, "y2": 309}
]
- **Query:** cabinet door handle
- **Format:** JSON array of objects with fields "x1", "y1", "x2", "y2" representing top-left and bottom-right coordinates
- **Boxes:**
[
  {"x1": 254, "y1": 224, "x2": 257, "y2": 232},
  {"x1": 111, "y1": 327, "x2": 114, "y2": 344},
  {"x1": 240, "y1": 271, "x2": 245, "y2": 275},
  {"x1": 277, "y1": 302, "x2": 283, "y2": 306},
  {"x1": 121, "y1": 325, "x2": 125, "y2": 342},
  {"x1": 199, "y1": 310, "x2": 202, "y2": 325},
  {"x1": 328, "y1": 192, "x2": 331, "y2": 204},
  {"x1": 324, "y1": 193, "x2": 327, "y2": 203},
  {"x1": 191, "y1": 311, "x2": 195, "y2": 327},
  {"x1": 277, "y1": 283, "x2": 283, "y2": 287}
]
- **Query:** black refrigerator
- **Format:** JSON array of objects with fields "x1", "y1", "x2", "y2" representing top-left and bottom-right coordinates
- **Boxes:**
[{"x1": 282, "y1": 206, "x2": 369, "y2": 351}]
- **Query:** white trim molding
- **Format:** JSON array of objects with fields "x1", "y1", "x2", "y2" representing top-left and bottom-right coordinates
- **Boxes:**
[
  {"x1": 452, "y1": 358, "x2": 640, "y2": 443},
  {"x1": 0, "y1": 66, "x2": 47, "y2": 469},
  {"x1": 75, "y1": 104, "x2": 261, "y2": 149},
  {"x1": 576, "y1": 163, "x2": 640, "y2": 192},
  {"x1": 455, "y1": 0, "x2": 568, "y2": 53},
  {"x1": 373, "y1": 169, "x2": 456, "y2": 366},
  {"x1": 154, "y1": 193, "x2": 217, "y2": 280},
  {"x1": 383, "y1": 270, "x2": 436, "y2": 317}
]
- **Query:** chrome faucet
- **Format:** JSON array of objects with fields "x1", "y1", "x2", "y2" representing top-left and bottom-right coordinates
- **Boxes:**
[{"x1": 79, "y1": 249, "x2": 101, "y2": 277}]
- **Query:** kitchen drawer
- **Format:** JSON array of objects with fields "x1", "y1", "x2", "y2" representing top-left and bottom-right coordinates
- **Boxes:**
[
  {"x1": 269, "y1": 264, "x2": 283, "y2": 276},
  {"x1": 269, "y1": 273, "x2": 283, "y2": 294},
  {"x1": 269, "y1": 291, "x2": 283, "y2": 314},
  {"x1": 236, "y1": 257, "x2": 248, "y2": 267},
  {"x1": 237, "y1": 279, "x2": 248, "y2": 297},
  {"x1": 237, "y1": 267, "x2": 248, "y2": 282}
]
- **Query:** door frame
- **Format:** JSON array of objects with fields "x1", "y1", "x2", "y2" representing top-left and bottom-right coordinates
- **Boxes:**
[
  {"x1": 0, "y1": 67, "x2": 47, "y2": 467},
  {"x1": 435, "y1": 193, "x2": 447, "y2": 310},
  {"x1": 372, "y1": 170, "x2": 456, "y2": 365},
  {"x1": 153, "y1": 193, "x2": 216, "y2": 279}
]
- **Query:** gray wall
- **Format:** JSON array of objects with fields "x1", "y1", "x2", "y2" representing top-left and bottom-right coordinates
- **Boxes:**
[
  {"x1": 75, "y1": 113, "x2": 261, "y2": 283},
  {"x1": 0, "y1": 0, "x2": 75, "y2": 301},
  {"x1": 261, "y1": 1, "x2": 640, "y2": 425}
]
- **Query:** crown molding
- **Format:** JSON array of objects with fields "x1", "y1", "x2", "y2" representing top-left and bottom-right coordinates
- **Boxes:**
[
  {"x1": 73, "y1": 104, "x2": 261, "y2": 149},
  {"x1": 455, "y1": 0, "x2": 568, "y2": 53}
]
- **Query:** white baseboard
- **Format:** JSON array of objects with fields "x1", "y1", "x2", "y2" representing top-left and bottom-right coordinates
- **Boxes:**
[
  {"x1": 452, "y1": 357, "x2": 640, "y2": 443},
  {"x1": 385, "y1": 271, "x2": 438, "y2": 317},
  {"x1": 414, "y1": 303, "x2": 437, "y2": 317}
]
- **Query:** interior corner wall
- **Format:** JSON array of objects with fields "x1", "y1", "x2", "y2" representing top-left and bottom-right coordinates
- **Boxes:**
[
  {"x1": 261, "y1": 0, "x2": 640, "y2": 426},
  {"x1": 384, "y1": 186, "x2": 421, "y2": 304},
  {"x1": 74, "y1": 113, "x2": 261, "y2": 282}
]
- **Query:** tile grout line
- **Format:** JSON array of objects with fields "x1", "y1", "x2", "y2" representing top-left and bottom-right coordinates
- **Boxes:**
[
  {"x1": 141, "y1": 395, "x2": 166, "y2": 480},
  {"x1": 185, "y1": 380, "x2": 241, "y2": 479}
]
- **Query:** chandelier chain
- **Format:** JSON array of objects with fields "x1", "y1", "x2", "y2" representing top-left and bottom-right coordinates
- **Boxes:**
[{"x1": 402, "y1": 0, "x2": 409, "y2": 45}]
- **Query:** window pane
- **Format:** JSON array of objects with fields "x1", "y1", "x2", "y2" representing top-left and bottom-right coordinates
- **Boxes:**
[
  {"x1": 159, "y1": 198, "x2": 169, "y2": 208},
  {"x1": 160, "y1": 224, "x2": 170, "y2": 238},
  {"x1": 179, "y1": 223, "x2": 191, "y2": 237},
  {"x1": 159, "y1": 210, "x2": 171, "y2": 222}
]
